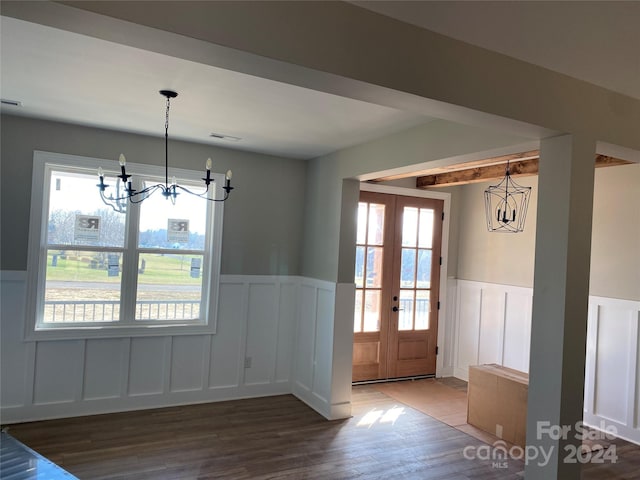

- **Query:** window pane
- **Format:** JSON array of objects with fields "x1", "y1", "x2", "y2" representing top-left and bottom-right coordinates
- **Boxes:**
[
  {"x1": 44, "y1": 249, "x2": 121, "y2": 323},
  {"x1": 416, "y1": 249, "x2": 432, "y2": 288},
  {"x1": 48, "y1": 171, "x2": 126, "y2": 247},
  {"x1": 138, "y1": 181, "x2": 208, "y2": 250},
  {"x1": 367, "y1": 204, "x2": 385, "y2": 246},
  {"x1": 401, "y1": 207, "x2": 418, "y2": 247},
  {"x1": 354, "y1": 246, "x2": 365, "y2": 288},
  {"x1": 400, "y1": 248, "x2": 416, "y2": 288},
  {"x1": 366, "y1": 247, "x2": 383, "y2": 288},
  {"x1": 363, "y1": 290, "x2": 381, "y2": 332},
  {"x1": 357, "y1": 203, "x2": 368, "y2": 244},
  {"x1": 354, "y1": 289, "x2": 363, "y2": 333},
  {"x1": 398, "y1": 290, "x2": 414, "y2": 331},
  {"x1": 415, "y1": 290, "x2": 430, "y2": 330},
  {"x1": 136, "y1": 253, "x2": 203, "y2": 321},
  {"x1": 418, "y1": 209, "x2": 434, "y2": 248}
]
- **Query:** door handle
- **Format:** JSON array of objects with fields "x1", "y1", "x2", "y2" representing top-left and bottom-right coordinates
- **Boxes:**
[{"x1": 392, "y1": 306, "x2": 404, "y2": 312}]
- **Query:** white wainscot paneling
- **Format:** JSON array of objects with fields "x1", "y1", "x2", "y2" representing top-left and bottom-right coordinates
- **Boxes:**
[
  {"x1": 584, "y1": 298, "x2": 640, "y2": 444},
  {"x1": 2, "y1": 273, "x2": 323, "y2": 423},
  {"x1": 128, "y1": 337, "x2": 167, "y2": 396},
  {"x1": 244, "y1": 283, "x2": 279, "y2": 386},
  {"x1": 478, "y1": 289, "x2": 505, "y2": 365},
  {"x1": 292, "y1": 278, "x2": 336, "y2": 419},
  {"x1": 312, "y1": 288, "x2": 334, "y2": 402},
  {"x1": 294, "y1": 284, "x2": 318, "y2": 392},
  {"x1": 34, "y1": 340, "x2": 83, "y2": 405},
  {"x1": 0, "y1": 272, "x2": 29, "y2": 408},
  {"x1": 452, "y1": 280, "x2": 532, "y2": 381},
  {"x1": 170, "y1": 336, "x2": 206, "y2": 393},
  {"x1": 84, "y1": 338, "x2": 126, "y2": 400},
  {"x1": 593, "y1": 305, "x2": 632, "y2": 423},
  {"x1": 502, "y1": 291, "x2": 532, "y2": 373},
  {"x1": 275, "y1": 283, "x2": 297, "y2": 383},
  {"x1": 209, "y1": 281, "x2": 244, "y2": 389},
  {"x1": 449, "y1": 280, "x2": 640, "y2": 445},
  {"x1": 454, "y1": 283, "x2": 481, "y2": 380}
]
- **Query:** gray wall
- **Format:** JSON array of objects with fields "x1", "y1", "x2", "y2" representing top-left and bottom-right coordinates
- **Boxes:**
[
  {"x1": 455, "y1": 164, "x2": 640, "y2": 301},
  {"x1": 0, "y1": 114, "x2": 306, "y2": 275},
  {"x1": 301, "y1": 119, "x2": 530, "y2": 282}
]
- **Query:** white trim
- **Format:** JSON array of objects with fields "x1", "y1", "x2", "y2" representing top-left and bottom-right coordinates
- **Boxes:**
[
  {"x1": 24, "y1": 150, "x2": 225, "y2": 341},
  {"x1": 358, "y1": 182, "x2": 451, "y2": 377}
]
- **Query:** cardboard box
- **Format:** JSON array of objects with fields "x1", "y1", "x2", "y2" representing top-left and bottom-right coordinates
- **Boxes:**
[{"x1": 467, "y1": 364, "x2": 529, "y2": 447}]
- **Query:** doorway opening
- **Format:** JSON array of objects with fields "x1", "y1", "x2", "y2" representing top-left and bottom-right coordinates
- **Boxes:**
[{"x1": 352, "y1": 191, "x2": 444, "y2": 383}]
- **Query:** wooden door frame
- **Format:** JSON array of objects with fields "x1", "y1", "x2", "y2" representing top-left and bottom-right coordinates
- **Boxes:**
[{"x1": 359, "y1": 183, "x2": 451, "y2": 378}]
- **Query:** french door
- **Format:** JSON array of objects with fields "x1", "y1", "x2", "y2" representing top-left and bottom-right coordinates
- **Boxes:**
[{"x1": 352, "y1": 191, "x2": 444, "y2": 382}]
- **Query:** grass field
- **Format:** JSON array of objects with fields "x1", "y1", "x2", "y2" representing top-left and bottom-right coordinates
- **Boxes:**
[{"x1": 46, "y1": 252, "x2": 202, "y2": 285}]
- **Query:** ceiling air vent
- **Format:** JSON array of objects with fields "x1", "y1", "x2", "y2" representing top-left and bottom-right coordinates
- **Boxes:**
[
  {"x1": 1, "y1": 99, "x2": 22, "y2": 107},
  {"x1": 209, "y1": 132, "x2": 241, "y2": 142}
]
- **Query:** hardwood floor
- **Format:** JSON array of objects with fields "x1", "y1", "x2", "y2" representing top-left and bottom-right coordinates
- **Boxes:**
[{"x1": 3, "y1": 383, "x2": 639, "y2": 479}]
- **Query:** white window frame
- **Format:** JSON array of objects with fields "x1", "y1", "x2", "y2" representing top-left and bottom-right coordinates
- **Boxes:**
[{"x1": 25, "y1": 150, "x2": 225, "y2": 340}]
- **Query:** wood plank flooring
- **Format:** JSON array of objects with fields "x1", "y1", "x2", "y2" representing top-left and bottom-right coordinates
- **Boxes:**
[{"x1": 3, "y1": 382, "x2": 639, "y2": 479}]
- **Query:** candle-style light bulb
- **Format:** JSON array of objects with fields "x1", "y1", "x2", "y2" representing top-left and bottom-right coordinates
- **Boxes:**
[
  {"x1": 171, "y1": 176, "x2": 177, "y2": 186},
  {"x1": 98, "y1": 167, "x2": 104, "y2": 177},
  {"x1": 226, "y1": 170, "x2": 233, "y2": 180},
  {"x1": 206, "y1": 158, "x2": 212, "y2": 171},
  {"x1": 119, "y1": 154, "x2": 126, "y2": 166}
]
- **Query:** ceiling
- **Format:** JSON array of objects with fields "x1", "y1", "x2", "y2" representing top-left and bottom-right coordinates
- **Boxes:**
[
  {"x1": 1, "y1": 1, "x2": 638, "y2": 160},
  {"x1": 354, "y1": 1, "x2": 640, "y2": 101}
]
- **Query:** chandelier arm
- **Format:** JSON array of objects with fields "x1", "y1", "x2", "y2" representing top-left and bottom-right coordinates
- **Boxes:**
[
  {"x1": 174, "y1": 184, "x2": 231, "y2": 202},
  {"x1": 99, "y1": 189, "x2": 127, "y2": 213},
  {"x1": 127, "y1": 184, "x2": 164, "y2": 203},
  {"x1": 96, "y1": 90, "x2": 232, "y2": 207}
]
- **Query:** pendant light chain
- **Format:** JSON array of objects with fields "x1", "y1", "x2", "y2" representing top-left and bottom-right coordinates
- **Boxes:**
[{"x1": 165, "y1": 95, "x2": 170, "y2": 187}]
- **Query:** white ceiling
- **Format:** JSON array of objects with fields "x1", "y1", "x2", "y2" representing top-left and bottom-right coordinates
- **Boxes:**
[
  {"x1": 0, "y1": 16, "x2": 431, "y2": 160},
  {"x1": 1, "y1": 2, "x2": 638, "y2": 160}
]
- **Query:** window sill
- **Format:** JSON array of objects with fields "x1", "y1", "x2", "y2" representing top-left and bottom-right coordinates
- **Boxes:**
[{"x1": 26, "y1": 322, "x2": 217, "y2": 341}]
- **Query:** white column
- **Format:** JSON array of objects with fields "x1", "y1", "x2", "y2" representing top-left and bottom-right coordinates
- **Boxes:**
[{"x1": 525, "y1": 134, "x2": 596, "y2": 479}]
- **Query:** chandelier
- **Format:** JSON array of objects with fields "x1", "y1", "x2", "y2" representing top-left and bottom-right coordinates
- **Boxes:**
[
  {"x1": 484, "y1": 161, "x2": 531, "y2": 233},
  {"x1": 97, "y1": 90, "x2": 233, "y2": 213}
]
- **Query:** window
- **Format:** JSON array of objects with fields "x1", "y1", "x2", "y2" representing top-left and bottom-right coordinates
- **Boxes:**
[{"x1": 26, "y1": 151, "x2": 225, "y2": 339}]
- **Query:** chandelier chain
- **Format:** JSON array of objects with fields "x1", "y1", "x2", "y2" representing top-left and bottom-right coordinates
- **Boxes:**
[{"x1": 165, "y1": 97, "x2": 170, "y2": 133}]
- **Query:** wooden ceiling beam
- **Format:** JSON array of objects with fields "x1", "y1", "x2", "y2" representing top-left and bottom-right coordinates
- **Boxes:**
[
  {"x1": 416, "y1": 158, "x2": 538, "y2": 188},
  {"x1": 415, "y1": 154, "x2": 631, "y2": 189},
  {"x1": 372, "y1": 150, "x2": 540, "y2": 183}
]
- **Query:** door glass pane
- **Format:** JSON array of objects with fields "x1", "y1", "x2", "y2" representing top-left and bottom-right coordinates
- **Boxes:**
[
  {"x1": 415, "y1": 290, "x2": 430, "y2": 330},
  {"x1": 400, "y1": 248, "x2": 416, "y2": 288},
  {"x1": 401, "y1": 207, "x2": 418, "y2": 247},
  {"x1": 357, "y1": 203, "x2": 368, "y2": 244},
  {"x1": 418, "y1": 209, "x2": 434, "y2": 248},
  {"x1": 366, "y1": 247, "x2": 383, "y2": 288},
  {"x1": 354, "y1": 289, "x2": 363, "y2": 333},
  {"x1": 416, "y1": 249, "x2": 432, "y2": 288},
  {"x1": 135, "y1": 253, "x2": 203, "y2": 321},
  {"x1": 44, "y1": 249, "x2": 121, "y2": 323},
  {"x1": 363, "y1": 290, "x2": 381, "y2": 332},
  {"x1": 398, "y1": 290, "x2": 414, "y2": 330},
  {"x1": 367, "y1": 204, "x2": 385, "y2": 246},
  {"x1": 355, "y1": 246, "x2": 365, "y2": 288}
]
